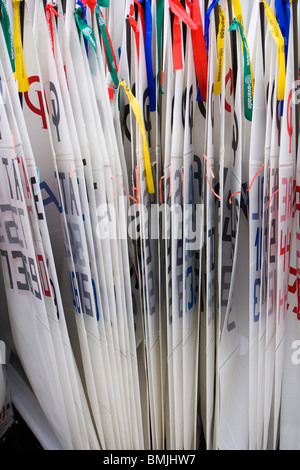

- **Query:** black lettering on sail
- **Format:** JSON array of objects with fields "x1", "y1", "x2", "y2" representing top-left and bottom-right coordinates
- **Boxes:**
[
  {"x1": 2, "y1": 158, "x2": 13, "y2": 199},
  {"x1": 49, "y1": 82, "x2": 60, "y2": 142},
  {"x1": 143, "y1": 87, "x2": 151, "y2": 148},
  {"x1": 232, "y1": 111, "x2": 238, "y2": 166}
]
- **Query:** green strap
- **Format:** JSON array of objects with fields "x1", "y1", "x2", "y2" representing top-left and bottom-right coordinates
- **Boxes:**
[
  {"x1": 0, "y1": 0, "x2": 15, "y2": 73},
  {"x1": 229, "y1": 19, "x2": 253, "y2": 122},
  {"x1": 95, "y1": 5, "x2": 119, "y2": 88},
  {"x1": 157, "y1": 0, "x2": 164, "y2": 94},
  {"x1": 74, "y1": 6, "x2": 97, "y2": 53},
  {"x1": 98, "y1": 0, "x2": 109, "y2": 7}
]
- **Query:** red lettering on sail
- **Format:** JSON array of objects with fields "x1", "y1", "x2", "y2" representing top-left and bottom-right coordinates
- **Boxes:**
[{"x1": 24, "y1": 76, "x2": 48, "y2": 130}]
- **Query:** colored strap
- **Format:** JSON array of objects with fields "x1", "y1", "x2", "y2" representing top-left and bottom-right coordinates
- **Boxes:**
[
  {"x1": 74, "y1": 6, "x2": 97, "y2": 53},
  {"x1": 156, "y1": 0, "x2": 164, "y2": 94},
  {"x1": 95, "y1": 5, "x2": 119, "y2": 88},
  {"x1": 172, "y1": 15, "x2": 183, "y2": 70},
  {"x1": 261, "y1": 0, "x2": 286, "y2": 101},
  {"x1": 81, "y1": 0, "x2": 96, "y2": 11},
  {"x1": 275, "y1": 0, "x2": 290, "y2": 61},
  {"x1": 128, "y1": 4, "x2": 140, "y2": 60},
  {"x1": 169, "y1": 0, "x2": 197, "y2": 30},
  {"x1": 214, "y1": 4, "x2": 225, "y2": 96},
  {"x1": 187, "y1": 0, "x2": 208, "y2": 102},
  {"x1": 204, "y1": 0, "x2": 220, "y2": 57},
  {"x1": 45, "y1": 4, "x2": 60, "y2": 57},
  {"x1": 229, "y1": 19, "x2": 253, "y2": 121},
  {"x1": 134, "y1": 0, "x2": 145, "y2": 39},
  {"x1": 77, "y1": 1, "x2": 89, "y2": 56},
  {"x1": 143, "y1": 0, "x2": 156, "y2": 112},
  {"x1": 120, "y1": 80, "x2": 155, "y2": 194},
  {"x1": 0, "y1": 0, "x2": 15, "y2": 73},
  {"x1": 232, "y1": 0, "x2": 254, "y2": 98},
  {"x1": 13, "y1": 0, "x2": 29, "y2": 92}
]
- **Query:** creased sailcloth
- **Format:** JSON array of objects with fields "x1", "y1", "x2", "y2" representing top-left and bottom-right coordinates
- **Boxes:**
[
  {"x1": 280, "y1": 130, "x2": 300, "y2": 450},
  {"x1": 117, "y1": 4, "x2": 150, "y2": 449},
  {"x1": 263, "y1": 36, "x2": 281, "y2": 453},
  {"x1": 182, "y1": 22, "x2": 202, "y2": 451},
  {"x1": 71, "y1": 5, "x2": 139, "y2": 446},
  {"x1": 51, "y1": 5, "x2": 125, "y2": 450},
  {"x1": 88, "y1": 49, "x2": 141, "y2": 453},
  {"x1": 217, "y1": 1, "x2": 249, "y2": 449},
  {"x1": 0, "y1": 47, "x2": 93, "y2": 451},
  {"x1": 21, "y1": 2, "x2": 108, "y2": 449},
  {"x1": 56, "y1": 3, "x2": 126, "y2": 450},
  {"x1": 214, "y1": 0, "x2": 232, "y2": 448},
  {"x1": 160, "y1": 20, "x2": 175, "y2": 450},
  {"x1": 168, "y1": 25, "x2": 185, "y2": 451},
  {"x1": 0, "y1": 62, "x2": 73, "y2": 449},
  {"x1": 151, "y1": 1, "x2": 166, "y2": 451},
  {"x1": 200, "y1": 6, "x2": 218, "y2": 451},
  {"x1": 274, "y1": 6, "x2": 295, "y2": 450},
  {"x1": 36, "y1": 2, "x2": 122, "y2": 449},
  {"x1": 248, "y1": 10, "x2": 266, "y2": 450},
  {"x1": 2, "y1": 12, "x2": 100, "y2": 448},
  {"x1": 63, "y1": 3, "x2": 129, "y2": 448},
  {"x1": 91, "y1": 5, "x2": 144, "y2": 449},
  {"x1": 255, "y1": 7, "x2": 276, "y2": 449},
  {"x1": 131, "y1": 3, "x2": 163, "y2": 449},
  {"x1": 67, "y1": 4, "x2": 143, "y2": 449}
]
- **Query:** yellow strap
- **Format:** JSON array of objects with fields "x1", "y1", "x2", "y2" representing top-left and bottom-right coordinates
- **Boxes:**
[
  {"x1": 261, "y1": 0, "x2": 286, "y2": 101},
  {"x1": 232, "y1": 0, "x2": 254, "y2": 96},
  {"x1": 214, "y1": 4, "x2": 225, "y2": 95},
  {"x1": 232, "y1": 0, "x2": 245, "y2": 29},
  {"x1": 13, "y1": 0, "x2": 29, "y2": 92},
  {"x1": 120, "y1": 81, "x2": 155, "y2": 194}
]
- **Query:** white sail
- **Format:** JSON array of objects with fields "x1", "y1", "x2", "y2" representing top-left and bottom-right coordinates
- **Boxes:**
[
  {"x1": 182, "y1": 21, "x2": 202, "y2": 450},
  {"x1": 201, "y1": 5, "x2": 218, "y2": 450},
  {"x1": 217, "y1": 0, "x2": 250, "y2": 449},
  {"x1": 274, "y1": 4, "x2": 295, "y2": 449},
  {"x1": 0, "y1": 64, "x2": 73, "y2": 449},
  {"x1": 248, "y1": 10, "x2": 266, "y2": 450},
  {"x1": 22, "y1": 2, "x2": 108, "y2": 448},
  {"x1": 280, "y1": 129, "x2": 300, "y2": 450}
]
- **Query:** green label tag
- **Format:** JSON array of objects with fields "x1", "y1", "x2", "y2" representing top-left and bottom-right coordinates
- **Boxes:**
[
  {"x1": 0, "y1": 0, "x2": 15, "y2": 72},
  {"x1": 74, "y1": 6, "x2": 97, "y2": 53},
  {"x1": 229, "y1": 19, "x2": 253, "y2": 121},
  {"x1": 95, "y1": 5, "x2": 119, "y2": 88}
]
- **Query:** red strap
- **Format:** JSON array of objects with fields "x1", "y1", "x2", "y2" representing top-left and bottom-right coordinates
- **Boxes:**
[
  {"x1": 172, "y1": 15, "x2": 183, "y2": 70},
  {"x1": 134, "y1": 0, "x2": 145, "y2": 39},
  {"x1": 99, "y1": 9, "x2": 119, "y2": 74},
  {"x1": 128, "y1": 4, "x2": 140, "y2": 59},
  {"x1": 169, "y1": 0, "x2": 197, "y2": 30},
  {"x1": 187, "y1": 0, "x2": 208, "y2": 101},
  {"x1": 45, "y1": 4, "x2": 60, "y2": 57},
  {"x1": 81, "y1": 0, "x2": 96, "y2": 12}
]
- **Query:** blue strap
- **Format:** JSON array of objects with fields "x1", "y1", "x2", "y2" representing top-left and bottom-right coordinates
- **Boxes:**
[
  {"x1": 275, "y1": 0, "x2": 291, "y2": 115},
  {"x1": 204, "y1": 0, "x2": 220, "y2": 57},
  {"x1": 143, "y1": 0, "x2": 156, "y2": 112},
  {"x1": 77, "y1": 0, "x2": 89, "y2": 56},
  {"x1": 275, "y1": 0, "x2": 290, "y2": 61}
]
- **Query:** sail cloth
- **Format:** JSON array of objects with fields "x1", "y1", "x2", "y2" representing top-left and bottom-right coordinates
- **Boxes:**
[{"x1": 0, "y1": 0, "x2": 299, "y2": 450}]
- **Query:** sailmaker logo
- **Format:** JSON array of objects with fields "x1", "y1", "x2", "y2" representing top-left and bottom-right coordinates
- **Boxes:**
[{"x1": 245, "y1": 75, "x2": 253, "y2": 109}]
